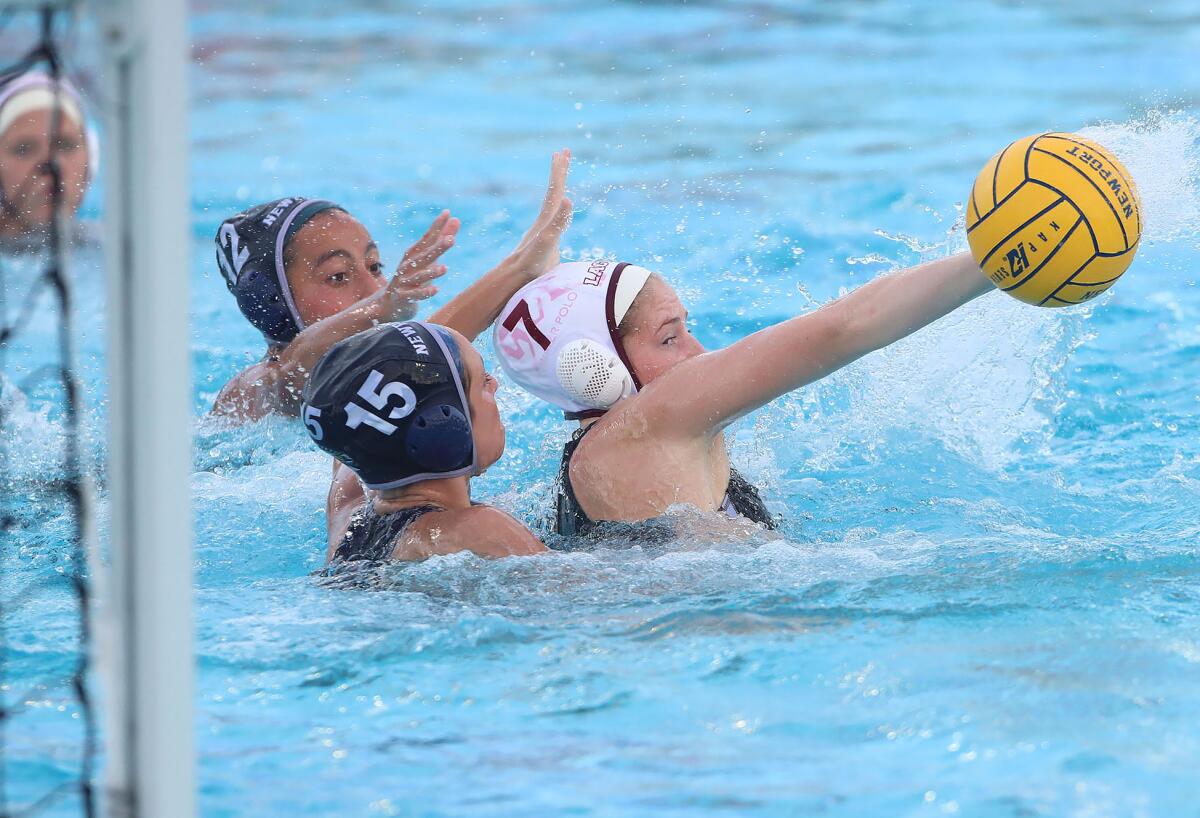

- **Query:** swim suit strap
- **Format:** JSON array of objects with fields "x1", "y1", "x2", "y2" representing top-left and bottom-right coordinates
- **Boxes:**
[
  {"x1": 333, "y1": 503, "x2": 443, "y2": 563},
  {"x1": 554, "y1": 424, "x2": 598, "y2": 537},
  {"x1": 724, "y1": 468, "x2": 778, "y2": 530},
  {"x1": 555, "y1": 425, "x2": 778, "y2": 534},
  {"x1": 563, "y1": 408, "x2": 606, "y2": 421}
]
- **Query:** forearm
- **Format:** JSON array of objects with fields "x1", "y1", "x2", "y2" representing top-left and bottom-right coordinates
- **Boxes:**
[
  {"x1": 276, "y1": 291, "x2": 404, "y2": 410},
  {"x1": 650, "y1": 252, "x2": 991, "y2": 434},
  {"x1": 429, "y1": 257, "x2": 525, "y2": 341},
  {"x1": 837, "y1": 252, "x2": 992, "y2": 358}
]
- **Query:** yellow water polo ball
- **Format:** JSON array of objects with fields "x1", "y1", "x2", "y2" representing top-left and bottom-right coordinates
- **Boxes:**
[{"x1": 966, "y1": 132, "x2": 1141, "y2": 307}]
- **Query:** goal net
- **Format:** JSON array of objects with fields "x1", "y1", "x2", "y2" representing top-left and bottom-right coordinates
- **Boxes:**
[{"x1": 0, "y1": 1, "x2": 192, "y2": 816}]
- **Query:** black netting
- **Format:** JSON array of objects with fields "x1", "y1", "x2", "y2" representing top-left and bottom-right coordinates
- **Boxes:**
[{"x1": 0, "y1": 6, "x2": 98, "y2": 818}]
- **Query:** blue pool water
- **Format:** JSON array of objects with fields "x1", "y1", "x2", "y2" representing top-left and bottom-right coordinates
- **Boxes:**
[{"x1": 5, "y1": 1, "x2": 1200, "y2": 815}]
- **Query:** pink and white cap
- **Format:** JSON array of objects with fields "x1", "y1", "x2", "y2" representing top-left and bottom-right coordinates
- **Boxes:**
[{"x1": 493, "y1": 259, "x2": 653, "y2": 418}]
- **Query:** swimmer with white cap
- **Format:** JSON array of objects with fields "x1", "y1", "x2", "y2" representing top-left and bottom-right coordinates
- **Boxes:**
[
  {"x1": 0, "y1": 71, "x2": 96, "y2": 241},
  {"x1": 212, "y1": 150, "x2": 572, "y2": 422},
  {"x1": 494, "y1": 211, "x2": 992, "y2": 535}
]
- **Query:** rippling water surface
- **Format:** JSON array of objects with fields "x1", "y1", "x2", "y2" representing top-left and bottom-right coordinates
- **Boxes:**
[{"x1": 5, "y1": 1, "x2": 1200, "y2": 816}]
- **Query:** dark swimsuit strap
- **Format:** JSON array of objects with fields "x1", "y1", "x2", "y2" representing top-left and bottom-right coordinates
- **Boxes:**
[
  {"x1": 555, "y1": 424, "x2": 596, "y2": 536},
  {"x1": 555, "y1": 423, "x2": 777, "y2": 535},
  {"x1": 724, "y1": 468, "x2": 777, "y2": 530},
  {"x1": 334, "y1": 502, "x2": 444, "y2": 563}
]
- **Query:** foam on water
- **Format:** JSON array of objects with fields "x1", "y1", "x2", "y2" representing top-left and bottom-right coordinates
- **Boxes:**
[
  {"x1": 761, "y1": 289, "x2": 1088, "y2": 475},
  {"x1": 1082, "y1": 111, "x2": 1200, "y2": 246},
  {"x1": 0, "y1": 375, "x2": 67, "y2": 483}
]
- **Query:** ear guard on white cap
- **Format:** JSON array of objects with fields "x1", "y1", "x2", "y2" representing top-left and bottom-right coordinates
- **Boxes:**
[
  {"x1": 493, "y1": 259, "x2": 653, "y2": 418},
  {"x1": 555, "y1": 339, "x2": 635, "y2": 409}
]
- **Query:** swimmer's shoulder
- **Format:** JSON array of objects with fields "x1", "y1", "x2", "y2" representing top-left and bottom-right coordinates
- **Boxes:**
[
  {"x1": 210, "y1": 358, "x2": 288, "y2": 421},
  {"x1": 402, "y1": 504, "x2": 546, "y2": 559},
  {"x1": 604, "y1": 351, "x2": 734, "y2": 441},
  {"x1": 325, "y1": 461, "x2": 367, "y2": 561},
  {"x1": 586, "y1": 370, "x2": 710, "y2": 444},
  {"x1": 571, "y1": 387, "x2": 704, "y2": 474},
  {"x1": 568, "y1": 395, "x2": 728, "y2": 521}
]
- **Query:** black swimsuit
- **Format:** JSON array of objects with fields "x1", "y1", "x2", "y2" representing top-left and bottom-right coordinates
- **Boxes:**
[
  {"x1": 555, "y1": 425, "x2": 778, "y2": 537},
  {"x1": 332, "y1": 503, "x2": 442, "y2": 563}
]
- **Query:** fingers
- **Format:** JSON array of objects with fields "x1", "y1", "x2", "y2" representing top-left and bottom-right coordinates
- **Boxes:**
[
  {"x1": 400, "y1": 210, "x2": 454, "y2": 263},
  {"x1": 390, "y1": 261, "x2": 447, "y2": 299},
  {"x1": 551, "y1": 196, "x2": 573, "y2": 231},
  {"x1": 389, "y1": 278, "x2": 441, "y2": 313},
  {"x1": 401, "y1": 262, "x2": 448, "y2": 287},
  {"x1": 398, "y1": 216, "x2": 459, "y2": 273},
  {"x1": 401, "y1": 284, "x2": 439, "y2": 302},
  {"x1": 549, "y1": 148, "x2": 570, "y2": 194},
  {"x1": 524, "y1": 197, "x2": 573, "y2": 243},
  {"x1": 439, "y1": 216, "x2": 461, "y2": 245},
  {"x1": 391, "y1": 210, "x2": 455, "y2": 312},
  {"x1": 539, "y1": 148, "x2": 571, "y2": 217},
  {"x1": 414, "y1": 210, "x2": 451, "y2": 252}
]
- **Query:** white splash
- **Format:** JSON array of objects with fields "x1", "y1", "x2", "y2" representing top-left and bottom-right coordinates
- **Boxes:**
[{"x1": 1081, "y1": 110, "x2": 1200, "y2": 246}]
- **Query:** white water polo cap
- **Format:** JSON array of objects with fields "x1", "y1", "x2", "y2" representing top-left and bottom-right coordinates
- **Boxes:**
[{"x1": 493, "y1": 260, "x2": 653, "y2": 418}]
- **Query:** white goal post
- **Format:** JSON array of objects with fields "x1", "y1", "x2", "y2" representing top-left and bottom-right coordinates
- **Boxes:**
[{"x1": 96, "y1": 0, "x2": 195, "y2": 816}]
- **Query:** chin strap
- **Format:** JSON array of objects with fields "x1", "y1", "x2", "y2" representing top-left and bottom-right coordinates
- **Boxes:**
[{"x1": 563, "y1": 408, "x2": 607, "y2": 421}]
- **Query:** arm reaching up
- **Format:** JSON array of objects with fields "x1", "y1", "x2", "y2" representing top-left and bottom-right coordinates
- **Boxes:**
[{"x1": 431, "y1": 149, "x2": 573, "y2": 341}]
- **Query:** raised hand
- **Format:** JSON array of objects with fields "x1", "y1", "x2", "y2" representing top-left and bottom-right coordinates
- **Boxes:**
[
  {"x1": 507, "y1": 149, "x2": 573, "y2": 281},
  {"x1": 386, "y1": 209, "x2": 461, "y2": 320},
  {"x1": 425, "y1": 150, "x2": 574, "y2": 342}
]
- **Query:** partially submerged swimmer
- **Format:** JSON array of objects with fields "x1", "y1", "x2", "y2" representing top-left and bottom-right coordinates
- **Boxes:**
[
  {"x1": 495, "y1": 253, "x2": 992, "y2": 534},
  {"x1": 212, "y1": 150, "x2": 572, "y2": 422},
  {"x1": 212, "y1": 197, "x2": 458, "y2": 420},
  {"x1": 303, "y1": 321, "x2": 545, "y2": 562},
  {"x1": 0, "y1": 71, "x2": 94, "y2": 242},
  {"x1": 299, "y1": 152, "x2": 574, "y2": 562}
]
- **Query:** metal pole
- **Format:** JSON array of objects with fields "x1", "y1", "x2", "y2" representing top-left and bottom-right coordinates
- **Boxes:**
[{"x1": 98, "y1": 0, "x2": 194, "y2": 815}]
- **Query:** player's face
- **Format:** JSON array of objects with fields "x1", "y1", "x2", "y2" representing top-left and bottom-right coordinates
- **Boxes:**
[
  {"x1": 0, "y1": 109, "x2": 89, "y2": 231},
  {"x1": 284, "y1": 210, "x2": 388, "y2": 326},
  {"x1": 619, "y1": 275, "x2": 705, "y2": 386},
  {"x1": 457, "y1": 333, "x2": 505, "y2": 471}
]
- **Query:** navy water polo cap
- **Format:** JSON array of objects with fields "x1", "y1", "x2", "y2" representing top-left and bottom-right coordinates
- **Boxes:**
[
  {"x1": 300, "y1": 321, "x2": 476, "y2": 490},
  {"x1": 215, "y1": 197, "x2": 342, "y2": 346}
]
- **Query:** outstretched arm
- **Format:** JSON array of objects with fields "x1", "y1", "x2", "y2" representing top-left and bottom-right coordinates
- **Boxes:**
[
  {"x1": 211, "y1": 213, "x2": 458, "y2": 420},
  {"x1": 644, "y1": 252, "x2": 993, "y2": 436},
  {"x1": 430, "y1": 150, "x2": 573, "y2": 341}
]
